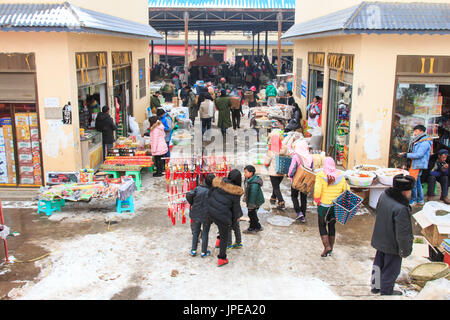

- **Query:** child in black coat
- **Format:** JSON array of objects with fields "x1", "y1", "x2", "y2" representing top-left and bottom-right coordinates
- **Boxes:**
[{"x1": 186, "y1": 174, "x2": 215, "y2": 257}]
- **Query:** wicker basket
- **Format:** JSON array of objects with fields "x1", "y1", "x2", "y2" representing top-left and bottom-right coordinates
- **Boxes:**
[{"x1": 409, "y1": 262, "x2": 450, "y2": 288}]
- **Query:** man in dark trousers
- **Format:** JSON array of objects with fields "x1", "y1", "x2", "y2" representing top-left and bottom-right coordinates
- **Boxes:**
[
  {"x1": 95, "y1": 106, "x2": 117, "y2": 160},
  {"x1": 370, "y1": 174, "x2": 415, "y2": 296}
]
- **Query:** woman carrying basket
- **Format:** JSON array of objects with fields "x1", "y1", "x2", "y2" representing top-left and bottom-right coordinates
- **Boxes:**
[
  {"x1": 287, "y1": 140, "x2": 314, "y2": 222},
  {"x1": 313, "y1": 157, "x2": 349, "y2": 257}
]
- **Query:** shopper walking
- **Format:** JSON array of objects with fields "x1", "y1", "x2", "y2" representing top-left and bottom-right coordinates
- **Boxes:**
[
  {"x1": 398, "y1": 124, "x2": 432, "y2": 206},
  {"x1": 243, "y1": 165, "x2": 265, "y2": 234},
  {"x1": 215, "y1": 89, "x2": 232, "y2": 137},
  {"x1": 184, "y1": 86, "x2": 197, "y2": 126},
  {"x1": 313, "y1": 157, "x2": 349, "y2": 257},
  {"x1": 95, "y1": 106, "x2": 117, "y2": 160},
  {"x1": 264, "y1": 131, "x2": 288, "y2": 210},
  {"x1": 198, "y1": 93, "x2": 214, "y2": 136},
  {"x1": 247, "y1": 86, "x2": 259, "y2": 109},
  {"x1": 157, "y1": 108, "x2": 174, "y2": 157},
  {"x1": 208, "y1": 170, "x2": 244, "y2": 267},
  {"x1": 288, "y1": 140, "x2": 314, "y2": 222},
  {"x1": 285, "y1": 102, "x2": 302, "y2": 133},
  {"x1": 149, "y1": 116, "x2": 168, "y2": 178},
  {"x1": 370, "y1": 174, "x2": 415, "y2": 296},
  {"x1": 230, "y1": 92, "x2": 243, "y2": 131},
  {"x1": 265, "y1": 83, "x2": 278, "y2": 107},
  {"x1": 186, "y1": 174, "x2": 216, "y2": 258}
]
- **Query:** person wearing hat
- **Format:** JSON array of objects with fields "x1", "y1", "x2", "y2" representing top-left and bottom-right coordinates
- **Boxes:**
[
  {"x1": 398, "y1": 124, "x2": 433, "y2": 206},
  {"x1": 425, "y1": 149, "x2": 449, "y2": 204},
  {"x1": 207, "y1": 169, "x2": 244, "y2": 267},
  {"x1": 370, "y1": 174, "x2": 415, "y2": 296},
  {"x1": 150, "y1": 91, "x2": 162, "y2": 115}
]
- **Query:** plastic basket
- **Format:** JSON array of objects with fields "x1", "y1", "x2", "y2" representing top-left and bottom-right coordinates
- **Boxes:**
[
  {"x1": 275, "y1": 155, "x2": 292, "y2": 175},
  {"x1": 332, "y1": 190, "x2": 363, "y2": 225}
]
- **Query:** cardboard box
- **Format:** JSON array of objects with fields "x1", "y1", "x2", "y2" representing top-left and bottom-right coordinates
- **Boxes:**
[
  {"x1": 20, "y1": 177, "x2": 34, "y2": 185},
  {"x1": 30, "y1": 127, "x2": 39, "y2": 141},
  {"x1": 18, "y1": 153, "x2": 33, "y2": 165},
  {"x1": 28, "y1": 113, "x2": 38, "y2": 127},
  {"x1": 16, "y1": 125, "x2": 31, "y2": 141},
  {"x1": 17, "y1": 141, "x2": 31, "y2": 154},
  {"x1": 31, "y1": 141, "x2": 40, "y2": 151},
  {"x1": 15, "y1": 113, "x2": 30, "y2": 126},
  {"x1": 0, "y1": 118, "x2": 12, "y2": 126},
  {"x1": 19, "y1": 165, "x2": 34, "y2": 176},
  {"x1": 414, "y1": 209, "x2": 450, "y2": 247}
]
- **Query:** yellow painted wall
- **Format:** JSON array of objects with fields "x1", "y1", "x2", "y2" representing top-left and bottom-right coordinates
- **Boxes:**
[
  {"x1": 0, "y1": 31, "x2": 150, "y2": 182},
  {"x1": 292, "y1": 33, "x2": 450, "y2": 168}
]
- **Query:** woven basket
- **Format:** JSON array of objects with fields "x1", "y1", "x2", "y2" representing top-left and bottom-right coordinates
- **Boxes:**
[
  {"x1": 275, "y1": 155, "x2": 292, "y2": 175},
  {"x1": 409, "y1": 262, "x2": 450, "y2": 288},
  {"x1": 332, "y1": 190, "x2": 363, "y2": 225}
]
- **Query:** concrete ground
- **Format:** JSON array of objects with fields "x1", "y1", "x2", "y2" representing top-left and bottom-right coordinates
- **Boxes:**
[{"x1": 0, "y1": 116, "x2": 431, "y2": 300}]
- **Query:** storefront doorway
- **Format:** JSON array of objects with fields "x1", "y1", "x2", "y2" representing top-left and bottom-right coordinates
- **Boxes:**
[
  {"x1": 112, "y1": 52, "x2": 133, "y2": 138},
  {"x1": 308, "y1": 68, "x2": 324, "y2": 104},
  {"x1": 389, "y1": 55, "x2": 450, "y2": 168},
  {"x1": 0, "y1": 53, "x2": 43, "y2": 187}
]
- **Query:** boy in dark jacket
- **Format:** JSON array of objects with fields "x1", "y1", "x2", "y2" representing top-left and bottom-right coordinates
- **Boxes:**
[
  {"x1": 208, "y1": 169, "x2": 244, "y2": 267},
  {"x1": 243, "y1": 165, "x2": 265, "y2": 234},
  {"x1": 370, "y1": 174, "x2": 415, "y2": 296},
  {"x1": 186, "y1": 174, "x2": 215, "y2": 258},
  {"x1": 95, "y1": 106, "x2": 117, "y2": 160}
]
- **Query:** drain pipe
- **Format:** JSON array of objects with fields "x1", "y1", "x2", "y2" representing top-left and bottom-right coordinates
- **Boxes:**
[{"x1": 0, "y1": 199, "x2": 9, "y2": 263}]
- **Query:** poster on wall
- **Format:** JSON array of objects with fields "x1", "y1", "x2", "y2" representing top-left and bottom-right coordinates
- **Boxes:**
[
  {"x1": 62, "y1": 102, "x2": 72, "y2": 125},
  {"x1": 301, "y1": 80, "x2": 307, "y2": 98}
]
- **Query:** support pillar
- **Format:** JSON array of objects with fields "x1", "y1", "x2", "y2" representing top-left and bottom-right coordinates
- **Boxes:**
[
  {"x1": 165, "y1": 30, "x2": 168, "y2": 65},
  {"x1": 257, "y1": 32, "x2": 260, "y2": 60},
  {"x1": 197, "y1": 29, "x2": 201, "y2": 59},
  {"x1": 277, "y1": 11, "x2": 282, "y2": 76},
  {"x1": 184, "y1": 11, "x2": 189, "y2": 83},
  {"x1": 265, "y1": 30, "x2": 268, "y2": 58}
]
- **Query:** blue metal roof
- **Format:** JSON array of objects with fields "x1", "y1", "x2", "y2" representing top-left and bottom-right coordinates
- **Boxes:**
[
  {"x1": 282, "y1": 1, "x2": 450, "y2": 40},
  {"x1": 148, "y1": 0, "x2": 295, "y2": 9},
  {"x1": 0, "y1": 2, "x2": 162, "y2": 39}
]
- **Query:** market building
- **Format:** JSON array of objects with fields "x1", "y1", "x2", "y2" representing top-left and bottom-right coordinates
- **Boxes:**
[
  {"x1": 282, "y1": 0, "x2": 450, "y2": 169},
  {"x1": 0, "y1": 1, "x2": 161, "y2": 187},
  {"x1": 147, "y1": 0, "x2": 295, "y2": 76}
]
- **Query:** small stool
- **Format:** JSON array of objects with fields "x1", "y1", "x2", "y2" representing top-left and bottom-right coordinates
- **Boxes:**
[
  {"x1": 103, "y1": 171, "x2": 120, "y2": 179},
  {"x1": 422, "y1": 182, "x2": 437, "y2": 196},
  {"x1": 116, "y1": 196, "x2": 134, "y2": 214},
  {"x1": 37, "y1": 200, "x2": 63, "y2": 216},
  {"x1": 125, "y1": 170, "x2": 142, "y2": 191}
]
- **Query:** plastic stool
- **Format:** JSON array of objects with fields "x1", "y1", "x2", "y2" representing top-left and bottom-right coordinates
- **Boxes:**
[
  {"x1": 37, "y1": 200, "x2": 63, "y2": 216},
  {"x1": 103, "y1": 171, "x2": 120, "y2": 179},
  {"x1": 422, "y1": 183, "x2": 437, "y2": 196},
  {"x1": 116, "y1": 196, "x2": 134, "y2": 214},
  {"x1": 125, "y1": 170, "x2": 142, "y2": 190}
]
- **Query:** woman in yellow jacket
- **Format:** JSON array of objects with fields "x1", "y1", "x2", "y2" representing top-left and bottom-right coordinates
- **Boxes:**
[{"x1": 313, "y1": 157, "x2": 349, "y2": 257}]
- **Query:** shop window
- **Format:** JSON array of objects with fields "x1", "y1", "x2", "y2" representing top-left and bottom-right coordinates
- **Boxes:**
[{"x1": 389, "y1": 83, "x2": 450, "y2": 168}]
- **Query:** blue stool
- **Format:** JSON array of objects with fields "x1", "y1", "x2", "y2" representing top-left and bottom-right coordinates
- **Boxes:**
[
  {"x1": 37, "y1": 200, "x2": 63, "y2": 216},
  {"x1": 116, "y1": 196, "x2": 134, "y2": 214}
]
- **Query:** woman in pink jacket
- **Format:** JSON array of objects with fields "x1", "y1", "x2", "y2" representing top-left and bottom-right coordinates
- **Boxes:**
[
  {"x1": 287, "y1": 140, "x2": 314, "y2": 222},
  {"x1": 149, "y1": 116, "x2": 168, "y2": 177}
]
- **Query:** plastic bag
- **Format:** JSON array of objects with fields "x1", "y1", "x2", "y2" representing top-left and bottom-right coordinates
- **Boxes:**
[
  {"x1": 128, "y1": 116, "x2": 141, "y2": 137},
  {"x1": 267, "y1": 215, "x2": 295, "y2": 227},
  {"x1": 422, "y1": 201, "x2": 450, "y2": 228}
]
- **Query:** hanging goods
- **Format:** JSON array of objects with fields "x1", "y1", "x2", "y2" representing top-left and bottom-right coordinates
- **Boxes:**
[{"x1": 332, "y1": 190, "x2": 363, "y2": 225}]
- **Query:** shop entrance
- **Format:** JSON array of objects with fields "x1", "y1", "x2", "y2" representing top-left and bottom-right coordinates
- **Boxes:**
[
  {"x1": 0, "y1": 103, "x2": 43, "y2": 186},
  {"x1": 389, "y1": 83, "x2": 450, "y2": 168},
  {"x1": 308, "y1": 68, "x2": 324, "y2": 104},
  {"x1": 112, "y1": 52, "x2": 133, "y2": 138},
  {"x1": 326, "y1": 75, "x2": 352, "y2": 168}
]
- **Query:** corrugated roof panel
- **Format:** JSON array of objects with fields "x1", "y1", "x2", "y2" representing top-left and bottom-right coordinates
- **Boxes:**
[
  {"x1": 148, "y1": 0, "x2": 295, "y2": 9},
  {"x1": 0, "y1": 2, "x2": 162, "y2": 39},
  {"x1": 282, "y1": 1, "x2": 450, "y2": 40}
]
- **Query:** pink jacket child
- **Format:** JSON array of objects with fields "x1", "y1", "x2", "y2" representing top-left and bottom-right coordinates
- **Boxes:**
[
  {"x1": 288, "y1": 140, "x2": 314, "y2": 179},
  {"x1": 150, "y1": 120, "x2": 168, "y2": 156}
]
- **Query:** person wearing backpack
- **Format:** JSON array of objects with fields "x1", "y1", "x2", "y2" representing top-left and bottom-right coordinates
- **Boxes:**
[
  {"x1": 243, "y1": 165, "x2": 265, "y2": 234},
  {"x1": 230, "y1": 92, "x2": 243, "y2": 131},
  {"x1": 287, "y1": 140, "x2": 314, "y2": 222},
  {"x1": 186, "y1": 174, "x2": 216, "y2": 258}
]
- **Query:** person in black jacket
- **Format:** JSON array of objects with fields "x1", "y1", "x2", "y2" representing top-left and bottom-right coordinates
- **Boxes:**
[
  {"x1": 207, "y1": 169, "x2": 244, "y2": 267},
  {"x1": 370, "y1": 174, "x2": 415, "y2": 296},
  {"x1": 95, "y1": 106, "x2": 117, "y2": 160},
  {"x1": 285, "y1": 102, "x2": 302, "y2": 133},
  {"x1": 186, "y1": 174, "x2": 215, "y2": 258}
]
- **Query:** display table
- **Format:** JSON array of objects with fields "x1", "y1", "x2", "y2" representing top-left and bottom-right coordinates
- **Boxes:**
[
  {"x1": 37, "y1": 179, "x2": 137, "y2": 216},
  {"x1": 350, "y1": 180, "x2": 390, "y2": 209}
]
